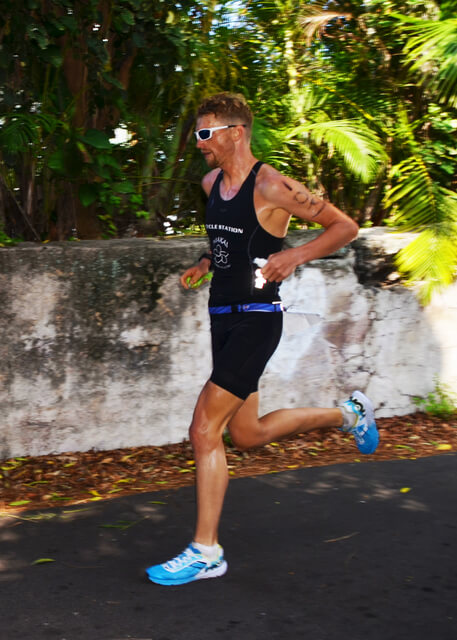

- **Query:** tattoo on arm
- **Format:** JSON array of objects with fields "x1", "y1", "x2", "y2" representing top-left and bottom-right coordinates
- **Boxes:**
[
  {"x1": 311, "y1": 203, "x2": 326, "y2": 218},
  {"x1": 294, "y1": 191, "x2": 310, "y2": 205},
  {"x1": 283, "y1": 182, "x2": 326, "y2": 219},
  {"x1": 293, "y1": 190, "x2": 326, "y2": 218}
]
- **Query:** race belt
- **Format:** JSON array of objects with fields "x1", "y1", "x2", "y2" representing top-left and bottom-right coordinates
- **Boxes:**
[{"x1": 208, "y1": 302, "x2": 283, "y2": 314}]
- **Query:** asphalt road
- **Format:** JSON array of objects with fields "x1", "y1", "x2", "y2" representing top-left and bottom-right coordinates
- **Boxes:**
[{"x1": 1, "y1": 454, "x2": 456, "y2": 640}]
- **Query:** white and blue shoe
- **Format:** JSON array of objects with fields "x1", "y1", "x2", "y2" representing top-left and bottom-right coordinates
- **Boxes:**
[
  {"x1": 146, "y1": 543, "x2": 227, "y2": 586},
  {"x1": 341, "y1": 390, "x2": 379, "y2": 454}
]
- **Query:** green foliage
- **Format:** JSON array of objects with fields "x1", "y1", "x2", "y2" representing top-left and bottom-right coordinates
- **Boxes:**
[
  {"x1": 414, "y1": 381, "x2": 457, "y2": 419},
  {"x1": 0, "y1": 0, "x2": 456, "y2": 302},
  {"x1": 395, "y1": 14, "x2": 457, "y2": 108},
  {"x1": 290, "y1": 119, "x2": 387, "y2": 183},
  {"x1": 0, "y1": 228, "x2": 19, "y2": 247}
]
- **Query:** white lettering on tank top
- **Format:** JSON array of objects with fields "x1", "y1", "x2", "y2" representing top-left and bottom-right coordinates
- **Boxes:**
[{"x1": 206, "y1": 224, "x2": 243, "y2": 234}]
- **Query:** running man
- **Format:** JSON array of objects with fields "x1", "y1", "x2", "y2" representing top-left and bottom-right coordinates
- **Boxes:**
[{"x1": 146, "y1": 92, "x2": 379, "y2": 586}]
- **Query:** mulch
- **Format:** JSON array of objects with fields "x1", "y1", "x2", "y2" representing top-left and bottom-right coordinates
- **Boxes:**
[{"x1": 1, "y1": 412, "x2": 456, "y2": 514}]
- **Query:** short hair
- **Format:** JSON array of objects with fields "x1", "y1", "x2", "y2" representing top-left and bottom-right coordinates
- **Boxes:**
[{"x1": 197, "y1": 92, "x2": 253, "y2": 132}]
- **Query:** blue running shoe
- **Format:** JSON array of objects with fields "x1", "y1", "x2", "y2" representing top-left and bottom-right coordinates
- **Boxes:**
[
  {"x1": 146, "y1": 544, "x2": 227, "y2": 586},
  {"x1": 341, "y1": 390, "x2": 379, "y2": 454}
]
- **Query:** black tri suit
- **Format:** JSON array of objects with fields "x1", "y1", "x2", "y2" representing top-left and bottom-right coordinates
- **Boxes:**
[{"x1": 205, "y1": 161, "x2": 285, "y2": 400}]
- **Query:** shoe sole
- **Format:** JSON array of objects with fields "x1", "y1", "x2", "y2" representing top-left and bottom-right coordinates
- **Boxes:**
[{"x1": 146, "y1": 560, "x2": 228, "y2": 586}]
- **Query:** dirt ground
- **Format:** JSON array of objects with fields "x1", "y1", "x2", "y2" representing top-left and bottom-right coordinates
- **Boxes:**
[{"x1": 1, "y1": 411, "x2": 456, "y2": 513}]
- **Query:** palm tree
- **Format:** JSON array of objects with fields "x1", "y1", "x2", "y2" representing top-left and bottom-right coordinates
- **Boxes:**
[
  {"x1": 279, "y1": 0, "x2": 457, "y2": 300},
  {"x1": 384, "y1": 11, "x2": 457, "y2": 300},
  {"x1": 399, "y1": 13, "x2": 457, "y2": 108}
]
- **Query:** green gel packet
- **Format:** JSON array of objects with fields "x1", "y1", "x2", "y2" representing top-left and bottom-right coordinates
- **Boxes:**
[{"x1": 186, "y1": 272, "x2": 213, "y2": 288}]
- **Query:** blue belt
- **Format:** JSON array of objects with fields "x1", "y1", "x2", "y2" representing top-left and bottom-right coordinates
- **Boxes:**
[{"x1": 209, "y1": 302, "x2": 283, "y2": 314}]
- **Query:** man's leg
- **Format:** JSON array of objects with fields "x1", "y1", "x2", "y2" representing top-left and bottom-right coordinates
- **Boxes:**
[
  {"x1": 189, "y1": 380, "x2": 244, "y2": 546},
  {"x1": 145, "y1": 379, "x2": 244, "y2": 586},
  {"x1": 228, "y1": 392, "x2": 343, "y2": 451},
  {"x1": 228, "y1": 390, "x2": 379, "y2": 455}
]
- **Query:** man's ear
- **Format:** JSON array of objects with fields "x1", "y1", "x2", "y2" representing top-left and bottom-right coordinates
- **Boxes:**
[{"x1": 232, "y1": 125, "x2": 245, "y2": 141}]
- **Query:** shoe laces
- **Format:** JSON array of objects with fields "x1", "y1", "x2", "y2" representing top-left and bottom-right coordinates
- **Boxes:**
[
  {"x1": 164, "y1": 546, "x2": 200, "y2": 570},
  {"x1": 350, "y1": 396, "x2": 366, "y2": 417}
]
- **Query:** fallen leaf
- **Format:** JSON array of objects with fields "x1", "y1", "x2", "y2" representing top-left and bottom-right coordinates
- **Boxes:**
[
  {"x1": 1, "y1": 411, "x2": 456, "y2": 513},
  {"x1": 32, "y1": 558, "x2": 56, "y2": 565},
  {"x1": 395, "y1": 444, "x2": 416, "y2": 452},
  {"x1": 325, "y1": 531, "x2": 359, "y2": 543}
]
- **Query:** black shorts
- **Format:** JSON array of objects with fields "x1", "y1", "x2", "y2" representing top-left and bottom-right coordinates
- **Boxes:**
[{"x1": 210, "y1": 312, "x2": 283, "y2": 400}]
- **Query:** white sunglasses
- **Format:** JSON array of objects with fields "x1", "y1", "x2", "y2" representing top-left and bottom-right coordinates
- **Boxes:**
[{"x1": 194, "y1": 124, "x2": 246, "y2": 141}]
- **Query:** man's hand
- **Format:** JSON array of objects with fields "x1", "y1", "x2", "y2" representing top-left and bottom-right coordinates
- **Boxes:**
[
  {"x1": 260, "y1": 247, "x2": 301, "y2": 283},
  {"x1": 180, "y1": 264, "x2": 210, "y2": 289}
]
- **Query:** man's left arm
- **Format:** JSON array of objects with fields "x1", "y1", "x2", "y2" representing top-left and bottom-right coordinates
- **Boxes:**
[{"x1": 259, "y1": 170, "x2": 358, "y2": 283}]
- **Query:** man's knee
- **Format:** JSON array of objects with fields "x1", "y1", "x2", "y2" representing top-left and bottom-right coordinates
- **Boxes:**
[
  {"x1": 189, "y1": 380, "x2": 245, "y2": 452},
  {"x1": 189, "y1": 418, "x2": 215, "y2": 453},
  {"x1": 189, "y1": 411, "x2": 228, "y2": 454}
]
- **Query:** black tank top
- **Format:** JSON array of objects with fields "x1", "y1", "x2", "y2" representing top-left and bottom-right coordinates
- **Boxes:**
[{"x1": 206, "y1": 161, "x2": 284, "y2": 306}]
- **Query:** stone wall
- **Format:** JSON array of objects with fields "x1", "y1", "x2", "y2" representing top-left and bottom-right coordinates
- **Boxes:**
[{"x1": 0, "y1": 230, "x2": 455, "y2": 459}]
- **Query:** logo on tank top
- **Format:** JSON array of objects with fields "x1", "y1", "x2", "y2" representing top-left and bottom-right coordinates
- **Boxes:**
[{"x1": 212, "y1": 236, "x2": 230, "y2": 269}]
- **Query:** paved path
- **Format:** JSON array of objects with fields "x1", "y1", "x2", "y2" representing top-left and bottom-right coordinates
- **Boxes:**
[{"x1": 1, "y1": 454, "x2": 456, "y2": 640}]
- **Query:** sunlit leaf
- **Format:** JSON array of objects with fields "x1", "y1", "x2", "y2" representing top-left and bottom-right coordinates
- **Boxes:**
[
  {"x1": 289, "y1": 119, "x2": 387, "y2": 183},
  {"x1": 32, "y1": 558, "x2": 56, "y2": 565}
]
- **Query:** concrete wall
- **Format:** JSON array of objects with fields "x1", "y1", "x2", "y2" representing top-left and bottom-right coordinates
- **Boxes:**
[{"x1": 1, "y1": 230, "x2": 456, "y2": 459}]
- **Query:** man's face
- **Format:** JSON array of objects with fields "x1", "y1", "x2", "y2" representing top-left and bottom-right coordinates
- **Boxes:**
[{"x1": 194, "y1": 114, "x2": 235, "y2": 169}]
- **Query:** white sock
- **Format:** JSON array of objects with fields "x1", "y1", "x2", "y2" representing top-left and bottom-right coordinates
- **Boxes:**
[
  {"x1": 193, "y1": 541, "x2": 221, "y2": 560},
  {"x1": 340, "y1": 405, "x2": 357, "y2": 429}
]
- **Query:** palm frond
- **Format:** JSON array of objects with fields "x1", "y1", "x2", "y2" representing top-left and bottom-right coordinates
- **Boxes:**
[
  {"x1": 384, "y1": 156, "x2": 456, "y2": 230},
  {"x1": 298, "y1": 1, "x2": 352, "y2": 45},
  {"x1": 251, "y1": 118, "x2": 290, "y2": 170},
  {"x1": 0, "y1": 113, "x2": 57, "y2": 153},
  {"x1": 299, "y1": 76, "x2": 393, "y2": 136},
  {"x1": 396, "y1": 227, "x2": 457, "y2": 303},
  {"x1": 385, "y1": 153, "x2": 457, "y2": 300},
  {"x1": 394, "y1": 15, "x2": 457, "y2": 107},
  {"x1": 289, "y1": 119, "x2": 387, "y2": 183},
  {"x1": 288, "y1": 85, "x2": 329, "y2": 116}
]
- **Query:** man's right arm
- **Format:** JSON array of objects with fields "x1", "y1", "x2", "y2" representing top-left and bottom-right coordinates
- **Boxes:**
[
  {"x1": 180, "y1": 170, "x2": 218, "y2": 288},
  {"x1": 180, "y1": 255, "x2": 212, "y2": 289}
]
